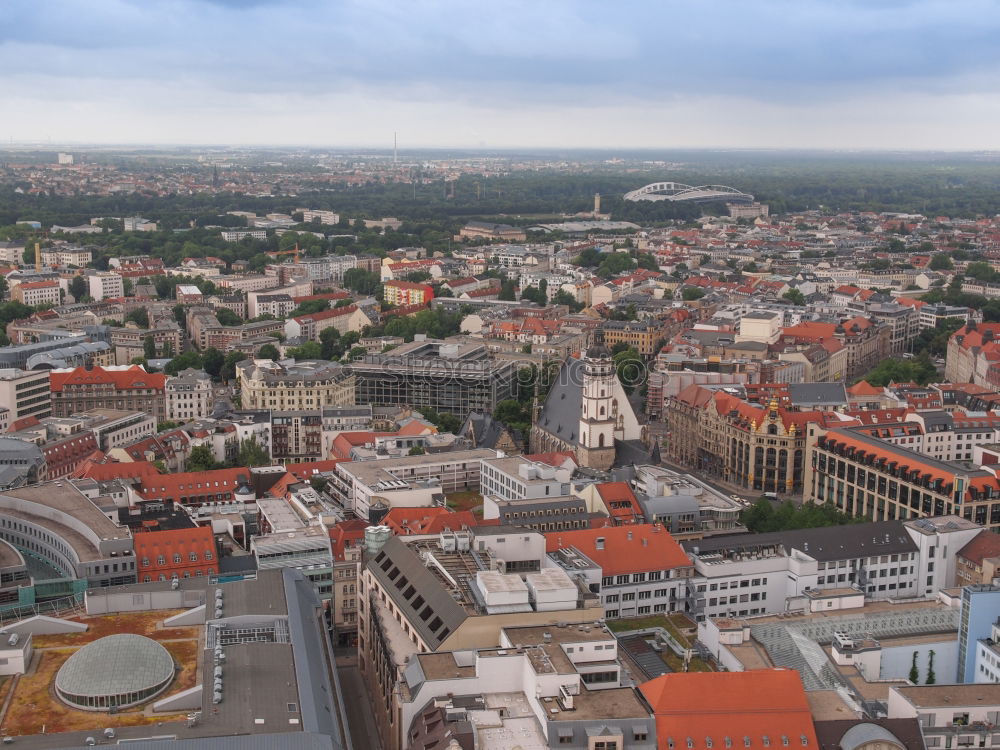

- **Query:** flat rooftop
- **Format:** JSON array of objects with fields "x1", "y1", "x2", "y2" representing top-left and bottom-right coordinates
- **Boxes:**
[
  {"x1": 893, "y1": 683, "x2": 1000, "y2": 708},
  {"x1": 504, "y1": 623, "x2": 616, "y2": 646},
  {"x1": 3, "y1": 482, "x2": 124, "y2": 540},
  {"x1": 340, "y1": 448, "x2": 497, "y2": 485}
]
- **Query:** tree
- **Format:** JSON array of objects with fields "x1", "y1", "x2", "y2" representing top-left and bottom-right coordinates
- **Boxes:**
[
  {"x1": 202, "y1": 347, "x2": 224, "y2": 378},
  {"x1": 343, "y1": 268, "x2": 382, "y2": 296},
  {"x1": 682, "y1": 287, "x2": 706, "y2": 301},
  {"x1": 498, "y1": 280, "x2": 516, "y2": 301},
  {"x1": 909, "y1": 651, "x2": 919, "y2": 684},
  {"x1": 493, "y1": 399, "x2": 532, "y2": 435},
  {"x1": 187, "y1": 445, "x2": 219, "y2": 472},
  {"x1": 404, "y1": 270, "x2": 432, "y2": 283},
  {"x1": 257, "y1": 343, "x2": 280, "y2": 361},
  {"x1": 929, "y1": 253, "x2": 954, "y2": 271},
  {"x1": 69, "y1": 275, "x2": 87, "y2": 301},
  {"x1": 157, "y1": 420, "x2": 180, "y2": 432},
  {"x1": 290, "y1": 299, "x2": 329, "y2": 317},
  {"x1": 783, "y1": 289, "x2": 806, "y2": 306},
  {"x1": 215, "y1": 308, "x2": 242, "y2": 326},
  {"x1": 408, "y1": 445, "x2": 425, "y2": 456},
  {"x1": 596, "y1": 252, "x2": 635, "y2": 279},
  {"x1": 164, "y1": 350, "x2": 203, "y2": 376},
  {"x1": 741, "y1": 498, "x2": 865, "y2": 532},
  {"x1": 221, "y1": 350, "x2": 245, "y2": 381},
  {"x1": 860, "y1": 354, "x2": 938, "y2": 387},
  {"x1": 125, "y1": 308, "x2": 149, "y2": 328},
  {"x1": 926, "y1": 649, "x2": 936, "y2": 685},
  {"x1": 287, "y1": 341, "x2": 323, "y2": 360},
  {"x1": 613, "y1": 347, "x2": 645, "y2": 395},
  {"x1": 143, "y1": 335, "x2": 156, "y2": 359},
  {"x1": 236, "y1": 437, "x2": 270, "y2": 467},
  {"x1": 173, "y1": 304, "x2": 186, "y2": 327}
]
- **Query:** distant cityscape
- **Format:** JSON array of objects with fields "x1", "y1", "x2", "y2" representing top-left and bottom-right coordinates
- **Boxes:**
[{"x1": 0, "y1": 146, "x2": 998, "y2": 750}]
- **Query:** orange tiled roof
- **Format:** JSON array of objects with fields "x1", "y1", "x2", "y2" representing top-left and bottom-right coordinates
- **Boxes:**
[
  {"x1": 545, "y1": 524, "x2": 690, "y2": 576},
  {"x1": 640, "y1": 669, "x2": 819, "y2": 750},
  {"x1": 49, "y1": 365, "x2": 166, "y2": 392}
]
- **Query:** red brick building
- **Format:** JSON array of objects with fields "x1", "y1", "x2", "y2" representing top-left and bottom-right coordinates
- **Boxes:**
[{"x1": 133, "y1": 526, "x2": 218, "y2": 582}]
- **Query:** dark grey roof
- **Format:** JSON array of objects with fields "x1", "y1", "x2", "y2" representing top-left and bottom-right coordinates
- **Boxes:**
[
  {"x1": 460, "y1": 412, "x2": 522, "y2": 450},
  {"x1": 787, "y1": 382, "x2": 848, "y2": 407},
  {"x1": 368, "y1": 536, "x2": 468, "y2": 650},
  {"x1": 814, "y1": 719, "x2": 926, "y2": 750},
  {"x1": 683, "y1": 520, "x2": 917, "y2": 562},
  {"x1": 613, "y1": 438, "x2": 654, "y2": 468},
  {"x1": 536, "y1": 357, "x2": 583, "y2": 445},
  {"x1": 282, "y1": 569, "x2": 348, "y2": 745}
]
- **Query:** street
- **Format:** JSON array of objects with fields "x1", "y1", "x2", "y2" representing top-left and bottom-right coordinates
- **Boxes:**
[{"x1": 335, "y1": 647, "x2": 382, "y2": 750}]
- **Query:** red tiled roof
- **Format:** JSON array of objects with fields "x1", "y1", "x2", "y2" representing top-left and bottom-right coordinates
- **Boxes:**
[
  {"x1": 522, "y1": 451, "x2": 578, "y2": 469},
  {"x1": 545, "y1": 524, "x2": 690, "y2": 576},
  {"x1": 595, "y1": 482, "x2": 643, "y2": 522},
  {"x1": 640, "y1": 669, "x2": 819, "y2": 750},
  {"x1": 49, "y1": 365, "x2": 166, "y2": 392},
  {"x1": 958, "y1": 530, "x2": 1000, "y2": 566}
]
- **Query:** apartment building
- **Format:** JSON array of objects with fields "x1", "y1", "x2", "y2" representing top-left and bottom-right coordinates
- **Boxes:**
[
  {"x1": 887, "y1": 684, "x2": 1000, "y2": 748},
  {"x1": 804, "y1": 424, "x2": 1000, "y2": 530},
  {"x1": 40, "y1": 245, "x2": 92, "y2": 266},
  {"x1": 600, "y1": 319, "x2": 666, "y2": 356},
  {"x1": 383, "y1": 280, "x2": 434, "y2": 306},
  {"x1": 12, "y1": 280, "x2": 62, "y2": 306},
  {"x1": 359, "y1": 527, "x2": 602, "y2": 750},
  {"x1": 329, "y1": 448, "x2": 499, "y2": 520},
  {"x1": 284, "y1": 304, "x2": 368, "y2": 341},
  {"x1": 0, "y1": 369, "x2": 53, "y2": 421},
  {"x1": 237, "y1": 358, "x2": 355, "y2": 411},
  {"x1": 49, "y1": 364, "x2": 167, "y2": 419},
  {"x1": 165, "y1": 368, "x2": 214, "y2": 422},
  {"x1": 548, "y1": 524, "x2": 693, "y2": 618},
  {"x1": 88, "y1": 271, "x2": 124, "y2": 301},
  {"x1": 220, "y1": 228, "x2": 268, "y2": 242},
  {"x1": 109, "y1": 323, "x2": 183, "y2": 364},
  {"x1": 132, "y1": 525, "x2": 218, "y2": 582},
  {"x1": 271, "y1": 410, "x2": 324, "y2": 462}
]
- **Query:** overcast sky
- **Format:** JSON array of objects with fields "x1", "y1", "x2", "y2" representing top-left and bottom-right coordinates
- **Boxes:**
[{"x1": 3, "y1": 0, "x2": 999, "y2": 150}]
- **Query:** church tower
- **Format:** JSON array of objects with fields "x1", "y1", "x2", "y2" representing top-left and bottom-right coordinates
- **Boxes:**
[{"x1": 577, "y1": 344, "x2": 617, "y2": 470}]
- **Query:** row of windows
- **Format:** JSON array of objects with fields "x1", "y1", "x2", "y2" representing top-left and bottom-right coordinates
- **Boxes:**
[{"x1": 141, "y1": 550, "x2": 213, "y2": 567}]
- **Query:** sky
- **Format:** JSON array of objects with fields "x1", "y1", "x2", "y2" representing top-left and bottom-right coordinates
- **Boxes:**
[{"x1": 2, "y1": 0, "x2": 999, "y2": 150}]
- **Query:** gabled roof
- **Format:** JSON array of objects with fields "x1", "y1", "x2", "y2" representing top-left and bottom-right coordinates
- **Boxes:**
[
  {"x1": 49, "y1": 365, "x2": 166, "y2": 392},
  {"x1": 957, "y1": 530, "x2": 1000, "y2": 566}
]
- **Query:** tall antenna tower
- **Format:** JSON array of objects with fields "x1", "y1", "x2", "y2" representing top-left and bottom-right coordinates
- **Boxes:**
[{"x1": 393, "y1": 132, "x2": 397, "y2": 164}]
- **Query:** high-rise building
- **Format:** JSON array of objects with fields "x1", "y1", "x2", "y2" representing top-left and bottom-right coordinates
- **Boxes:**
[{"x1": 958, "y1": 584, "x2": 1000, "y2": 683}]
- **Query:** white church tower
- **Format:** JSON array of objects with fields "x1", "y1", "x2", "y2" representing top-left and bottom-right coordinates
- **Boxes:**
[{"x1": 577, "y1": 344, "x2": 617, "y2": 470}]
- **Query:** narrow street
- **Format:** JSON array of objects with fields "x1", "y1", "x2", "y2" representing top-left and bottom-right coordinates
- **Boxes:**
[{"x1": 335, "y1": 648, "x2": 382, "y2": 750}]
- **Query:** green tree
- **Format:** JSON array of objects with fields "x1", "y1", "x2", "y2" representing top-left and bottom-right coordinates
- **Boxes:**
[
  {"x1": 783, "y1": 289, "x2": 806, "y2": 306},
  {"x1": 236, "y1": 437, "x2": 270, "y2": 467},
  {"x1": 926, "y1": 649, "x2": 936, "y2": 685},
  {"x1": 909, "y1": 652, "x2": 919, "y2": 684},
  {"x1": 187, "y1": 445, "x2": 219, "y2": 472},
  {"x1": 125, "y1": 308, "x2": 149, "y2": 328},
  {"x1": 157, "y1": 420, "x2": 180, "y2": 432},
  {"x1": 596, "y1": 252, "x2": 635, "y2": 279},
  {"x1": 613, "y1": 347, "x2": 645, "y2": 395},
  {"x1": 216, "y1": 308, "x2": 242, "y2": 326},
  {"x1": 290, "y1": 299, "x2": 329, "y2": 317},
  {"x1": 929, "y1": 253, "x2": 954, "y2": 271},
  {"x1": 69, "y1": 274, "x2": 87, "y2": 301},
  {"x1": 257, "y1": 343, "x2": 280, "y2": 361},
  {"x1": 493, "y1": 399, "x2": 532, "y2": 435},
  {"x1": 143, "y1": 335, "x2": 156, "y2": 359},
  {"x1": 498, "y1": 280, "x2": 516, "y2": 301},
  {"x1": 221, "y1": 350, "x2": 245, "y2": 381},
  {"x1": 164, "y1": 350, "x2": 203, "y2": 376},
  {"x1": 202, "y1": 347, "x2": 225, "y2": 378},
  {"x1": 682, "y1": 287, "x2": 706, "y2": 301},
  {"x1": 408, "y1": 445, "x2": 425, "y2": 456},
  {"x1": 860, "y1": 354, "x2": 938, "y2": 387},
  {"x1": 740, "y1": 498, "x2": 865, "y2": 533},
  {"x1": 288, "y1": 341, "x2": 323, "y2": 360}
]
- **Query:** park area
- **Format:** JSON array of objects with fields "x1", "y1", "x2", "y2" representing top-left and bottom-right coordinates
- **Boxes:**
[
  {"x1": 445, "y1": 491, "x2": 484, "y2": 517},
  {"x1": 0, "y1": 611, "x2": 201, "y2": 737}
]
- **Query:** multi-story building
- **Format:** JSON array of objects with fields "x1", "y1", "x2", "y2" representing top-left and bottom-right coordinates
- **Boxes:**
[
  {"x1": 946, "y1": 322, "x2": 1000, "y2": 387},
  {"x1": 132, "y1": 525, "x2": 218, "y2": 582},
  {"x1": 253, "y1": 496, "x2": 333, "y2": 596},
  {"x1": 778, "y1": 317, "x2": 891, "y2": 380},
  {"x1": 40, "y1": 245, "x2": 92, "y2": 266},
  {"x1": 165, "y1": 368, "x2": 214, "y2": 422},
  {"x1": 298, "y1": 209, "x2": 341, "y2": 224},
  {"x1": 12, "y1": 280, "x2": 62, "y2": 306},
  {"x1": 109, "y1": 323, "x2": 183, "y2": 364},
  {"x1": 382, "y1": 279, "x2": 434, "y2": 306},
  {"x1": 49, "y1": 364, "x2": 167, "y2": 420},
  {"x1": 804, "y1": 423, "x2": 1000, "y2": 530},
  {"x1": 220, "y1": 228, "x2": 268, "y2": 242},
  {"x1": 458, "y1": 221, "x2": 527, "y2": 241},
  {"x1": 359, "y1": 527, "x2": 602, "y2": 750},
  {"x1": 237, "y1": 358, "x2": 355, "y2": 411},
  {"x1": 600, "y1": 319, "x2": 666, "y2": 356},
  {"x1": 958, "y1": 584, "x2": 1000, "y2": 683},
  {"x1": 548, "y1": 524, "x2": 693, "y2": 618},
  {"x1": 87, "y1": 271, "x2": 124, "y2": 301},
  {"x1": 329, "y1": 518, "x2": 367, "y2": 643},
  {"x1": 480, "y1": 455, "x2": 572, "y2": 501},
  {"x1": 667, "y1": 385, "x2": 843, "y2": 496},
  {"x1": 888, "y1": 684, "x2": 1000, "y2": 747},
  {"x1": 0, "y1": 369, "x2": 53, "y2": 421},
  {"x1": 956, "y1": 530, "x2": 1000, "y2": 586},
  {"x1": 271, "y1": 410, "x2": 324, "y2": 462},
  {"x1": 283, "y1": 304, "x2": 368, "y2": 341},
  {"x1": 253, "y1": 293, "x2": 295, "y2": 318},
  {"x1": 330, "y1": 448, "x2": 499, "y2": 520},
  {"x1": 353, "y1": 339, "x2": 516, "y2": 417}
]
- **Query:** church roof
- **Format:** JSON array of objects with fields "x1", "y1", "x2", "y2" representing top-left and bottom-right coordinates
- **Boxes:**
[{"x1": 536, "y1": 357, "x2": 585, "y2": 446}]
